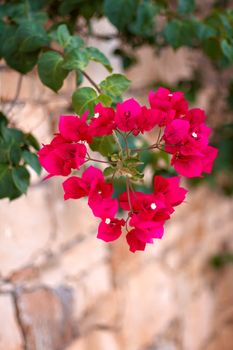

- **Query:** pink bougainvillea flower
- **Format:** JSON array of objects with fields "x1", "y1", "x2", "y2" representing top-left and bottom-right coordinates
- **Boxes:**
[
  {"x1": 133, "y1": 106, "x2": 162, "y2": 135},
  {"x1": 201, "y1": 145, "x2": 218, "y2": 174},
  {"x1": 89, "y1": 196, "x2": 118, "y2": 219},
  {"x1": 185, "y1": 108, "x2": 207, "y2": 126},
  {"x1": 154, "y1": 175, "x2": 188, "y2": 207},
  {"x1": 115, "y1": 98, "x2": 141, "y2": 132},
  {"x1": 62, "y1": 165, "x2": 105, "y2": 200},
  {"x1": 59, "y1": 113, "x2": 92, "y2": 143},
  {"x1": 88, "y1": 176, "x2": 118, "y2": 218},
  {"x1": 163, "y1": 119, "x2": 190, "y2": 150},
  {"x1": 38, "y1": 138, "x2": 86, "y2": 177},
  {"x1": 89, "y1": 103, "x2": 116, "y2": 137},
  {"x1": 148, "y1": 87, "x2": 188, "y2": 123},
  {"x1": 171, "y1": 153, "x2": 204, "y2": 178},
  {"x1": 62, "y1": 176, "x2": 89, "y2": 200},
  {"x1": 97, "y1": 217, "x2": 125, "y2": 242},
  {"x1": 126, "y1": 229, "x2": 146, "y2": 253}
]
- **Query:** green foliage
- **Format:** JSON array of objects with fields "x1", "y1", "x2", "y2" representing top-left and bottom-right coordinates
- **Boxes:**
[
  {"x1": 0, "y1": 113, "x2": 41, "y2": 200},
  {"x1": 210, "y1": 251, "x2": 233, "y2": 268},
  {"x1": 90, "y1": 135, "x2": 115, "y2": 157},
  {"x1": 72, "y1": 87, "x2": 98, "y2": 115},
  {"x1": 178, "y1": 0, "x2": 195, "y2": 15},
  {"x1": 103, "y1": 0, "x2": 137, "y2": 31},
  {"x1": 38, "y1": 51, "x2": 69, "y2": 92},
  {"x1": 85, "y1": 47, "x2": 112, "y2": 72},
  {"x1": 0, "y1": 0, "x2": 233, "y2": 200},
  {"x1": 99, "y1": 74, "x2": 131, "y2": 99}
]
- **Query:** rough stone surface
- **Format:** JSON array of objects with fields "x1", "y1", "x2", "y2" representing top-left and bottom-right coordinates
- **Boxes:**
[
  {"x1": 0, "y1": 295, "x2": 24, "y2": 350},
  {"x1": 17, "y1": 287, "x2": 74, "y2": 350},
  {"x1": 0, "y1": 18, "x2": 233, "y2": 350}
]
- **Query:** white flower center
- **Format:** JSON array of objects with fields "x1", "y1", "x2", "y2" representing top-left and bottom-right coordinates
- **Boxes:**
[
  {"x1": 105, "y1": 218, "x2": 111, "y2": 224},
  {"x1": 98, "y1": 191, "x2": 102, "y2": 194},
  {"x1": 168, "y1": 93, "x2": 173, "y2": 97},
  {"x1": 94, "y1": 112, "x2": 100, "y2": 119},
  {"x1": 150, "y1": 203, "x2": 157, "y2": 210},
  {"x1": 192, "y1": 132, "x2": 198, "y2": 138}
]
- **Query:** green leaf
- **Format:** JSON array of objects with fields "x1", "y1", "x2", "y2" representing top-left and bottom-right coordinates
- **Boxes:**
[
  {"x1": 5, "y1": 50, "x2": 39, "y2": 74},
  {"x1": 203, "y1": 38, "x2": 222, "y2": 60},
  {"x1": 99, "y1": 74, "x2": 131, "y2": 97},
  {"x1": 221, "y1": 39, "x2": 233, "y2": 63},
  {"x1": 164, "y1": 19, "x2": 197, "y2": 48},
  {"x1": 90, "y1": 135, "x2": 115, "y2": 157},
  {"x1": 96, "y1": 94, "x2": 112, "y2": 107},
  {"x1": 57, "y1": 24, "x2": 71, "y2": 48},
  {"x1": 16, "y1": 20, "x2": 49, "y2": 53},
  {"x1": 38, "y1": 51, "x2": 69, "y2": 92},
  {"x1": 75, "y1": 70, "x2": 84, "y2": 87},
  {"x1": 25, "y1": 133, "x2": 40, "y2": 151},
  {"x1": 178, "y1": 0, "x2": 195, "y2": 14},
  {"x1": 86, "y1": 47, "x2": 112, "y2": 72},
  {"x1": 0, "y1": 111, "x2": 8, "y2": 128},
  {"x1": 0, "y1": 165, "x2": 21, "y2": 200},
  {"x1": 104, "y1": 166, "x2": 115, "y2": 177},
  {"x1": 129, "y1": 1, "x2": 157, "y2": 37},
  {"x1": 194, "y1": 21, "x2": 217, "y2": 40},
  {"x1": 66, "y1": 36, "x2": 85, "y2": 52},
  {"x1": 72, "y1": 87, "x2": 97, "y2": 115},
  {"x1": 12, "y1": 166, "x2": 30, "y2": 193},
  {"x1": 0, "y1": 140, "x2": 10, "y2": 163},
  {"x1": 104, "y1": 0, "x2": 138, "y2": 30},
  {"x1": 63, "y1": 49, "x2": 89, "y2": 70},
  {"x1": 2, "y1": 127, "x2": 24, "y2": 144},
  {"x1": 22, "y1": 150, "x2": 41, "y2": 174},
  {"x1": 10, "y1": 145, "x2": 22, "y2": 166}
]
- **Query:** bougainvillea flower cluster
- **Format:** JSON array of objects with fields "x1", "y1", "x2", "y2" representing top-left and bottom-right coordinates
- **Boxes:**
[{"x1": 38, "y1": 87, "x2": 218, "y2": 252}]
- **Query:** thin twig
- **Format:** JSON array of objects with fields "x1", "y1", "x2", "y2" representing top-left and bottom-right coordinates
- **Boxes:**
[
  {"x1": 80, "y1": 70, "x2": 102, "y2": 93},
  {"x1": 126, "y1": 176, "x2": 133, "y2": 213},
  {"x1": 85, "y1": 157, "x2": 113, "y2": 165},
  {"x1": 5, "y1": 74, "x2": 23, "y2": 115}
]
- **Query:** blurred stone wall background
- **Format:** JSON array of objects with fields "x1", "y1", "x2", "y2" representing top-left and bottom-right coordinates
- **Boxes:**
[{"x1": 0, "y1": 20, "x2": 233, "y2": 350}]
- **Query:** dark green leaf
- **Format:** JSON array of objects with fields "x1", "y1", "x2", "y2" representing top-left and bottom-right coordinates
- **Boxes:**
[
  {"x1": 12, "y1": 166, "x2": 30, "y2": 193},
  {"x1": 75, "y1": 70, "x2": 84, "y2": 87},
  {"x1": 129, "y1": 1, "x2": 157, "y2": 37},
  {"x1": 86, "y1": 47, "x2": 112, "y2": 72},
  {"x1": 63, "y1": 49, "x2": 89, "y2": 70},
  {"x1": 99, "y1": 74, "x2": 131, "y2": 97},
  {"x1": 10, "y1": 145, "x2": 22, "y2": 166},
  {"x1": 16, "y1": 20, "x2": 49, "y2": 53},
  {"x1": 96, "y1": 94, "x2": 112, "y2": 107},
  {"x1": 2, "y1": 127, "x2": 24, "y2": 144},
  {"x1": 104, "y1": 0, "x2": 138, "y2": 30},
  {"x1": 5, "y1": 50, "x2": 39, "y2": 74},
  {"x1": 0, "y1": 112, "x2": 8, "y2": 128},
  {"x1": 22, "y1": 150, "x2": 41, "y2": 175},
  {"x1": 38, "y1": 51, "x2": 69, "y2": 92},
  {"x1": 90, "y1": 135, "x2": 115, "y2": 157},
  {"x1": 164, "y1": 19, "x2": 198, "y2": 48},
  {"x1": 57, "y1": 24, "x2": 71, "y2": 48},
  {"x1": 0, "y1": 165, "x2": 22, "y2": 200},
  {"x1": 178, "y1": 0, "x2": 195, "y2": 14},
  {"x1": 72, "y1": 87, "x2": 97, "y2": 115},
  {"x1": 25, "y1": 133, "x2": 40, "y2": 151},
  {"x1": 221, "y1": 39, "x2": 233, "y2": 62},
  {"x1": 104, "y1": 166, "x2": 115, "y2": 177},
  {"x1": 0, "y1": 140, "x2": 10, "y2": 163}
]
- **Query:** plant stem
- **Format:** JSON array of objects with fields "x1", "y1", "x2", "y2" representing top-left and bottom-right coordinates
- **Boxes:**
[
  {"x1": 126, "y1": 176, "x2": 133, "y2": 213},
  {"x1": 85, "y1": 157, "x2": 113, "y2": 165},
  {"x1": 80, "y1": 70, "x2": 102, "y2": 94},
  {"x1": 113, "y1": 130, "x2": 123, "y2": 155}
]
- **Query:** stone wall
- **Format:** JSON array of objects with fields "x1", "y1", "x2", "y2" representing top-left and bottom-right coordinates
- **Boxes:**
[{"x1": 0, "y1": 21, "x2": 233, "y2": 350}]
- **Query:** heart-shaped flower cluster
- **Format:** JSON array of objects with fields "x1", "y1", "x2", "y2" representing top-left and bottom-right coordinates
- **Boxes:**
[{"x1": 38, "y1": 87, "x2": 218, "y2": 252}]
